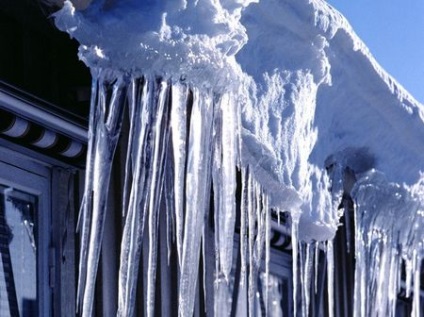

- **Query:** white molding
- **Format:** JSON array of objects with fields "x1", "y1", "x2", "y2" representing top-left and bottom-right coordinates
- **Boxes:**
[{"x1": 0, "y1": 90, "x2": 87, "y2": 143}]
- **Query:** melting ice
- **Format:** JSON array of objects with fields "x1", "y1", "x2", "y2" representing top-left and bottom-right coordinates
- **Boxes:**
[{"x1": 54, "y1": 0, "x2": 424, "y2": 316}]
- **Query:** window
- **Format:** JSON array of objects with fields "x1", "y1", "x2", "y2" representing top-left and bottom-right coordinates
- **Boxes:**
[
  {"x1": 0, "y1": 147, "x2": 51, "y2": 316},
  {"x1": 0, "y1": 188, "x2": 38, "y2": 316},
  {"x1": 0, "y1": 85, "x2": 85, "y2": 316}
]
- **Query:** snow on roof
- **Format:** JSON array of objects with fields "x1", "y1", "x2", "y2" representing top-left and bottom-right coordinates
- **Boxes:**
[{"x1": 54, "y1": 0, "x2": 424, "y2": 241}]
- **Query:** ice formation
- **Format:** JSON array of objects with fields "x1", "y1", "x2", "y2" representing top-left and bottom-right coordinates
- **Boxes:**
[{"x1": 54, "y1": 0, "x2": 424, "y2": 316}]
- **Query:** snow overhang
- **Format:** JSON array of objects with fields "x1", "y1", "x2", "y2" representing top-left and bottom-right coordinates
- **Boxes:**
[{"x1": 53, "y1": 0, "x2": 424, "y2": 242}]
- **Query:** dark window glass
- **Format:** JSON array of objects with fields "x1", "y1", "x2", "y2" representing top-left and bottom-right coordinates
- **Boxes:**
[{"x1": 0, "y1": 186, "x2": 37, "y2": 317}]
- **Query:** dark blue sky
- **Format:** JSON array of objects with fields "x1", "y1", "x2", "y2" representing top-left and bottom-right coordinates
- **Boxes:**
[{"x1": 327, "y1": 0, "x2": 424, "y2": 104}]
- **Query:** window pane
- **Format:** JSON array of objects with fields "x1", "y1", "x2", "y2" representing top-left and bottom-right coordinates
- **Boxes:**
[{"x1": 0, "y1": 185, "x2": 37, "y2": 317}]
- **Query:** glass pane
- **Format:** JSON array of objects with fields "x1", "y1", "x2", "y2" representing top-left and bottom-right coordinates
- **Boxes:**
[{"x1": 0, "y1": 185, "x2": 37, "y2": 317}]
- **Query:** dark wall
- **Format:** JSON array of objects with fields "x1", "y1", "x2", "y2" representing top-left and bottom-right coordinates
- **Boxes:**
[{"x1": 0, "y1": 0, "x2": 91, "y2": 122}]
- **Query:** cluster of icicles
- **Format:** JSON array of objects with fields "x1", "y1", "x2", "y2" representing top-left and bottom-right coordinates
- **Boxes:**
[
  {"x1": 78, "y1": 70, "x2": 273, "y2": 317},
  {"x1": 77, "y1": 70, "x2": 423, "y2": 317}
]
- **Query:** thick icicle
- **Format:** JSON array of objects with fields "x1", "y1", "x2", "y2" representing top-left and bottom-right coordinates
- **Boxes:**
[
  {"x1": 146, "y1": 80, "x2": 171, "y2": 316},
  {"x1": 179, "y1": 88, "x2": 214, "y2": 317},
  {"x1": 212, "y1": 92, "x2": 224, "y2": 315},
  {"x1": 412, "y1": 254, "x2": 422, "y2": 317},
  {"x1": 117, "y1": 78, "x2": 155, "y2": 317},
  {"x1": 247, "y1": 171, "x2": 257, "y2": 317},
  {"x1": 217, "y1": 93, "x2": 238, "y2": 281},
  {"x1": 121, "y1": 78, "x2": 142, "y2": 218},
  {"x1": 170, "y1": 83, "x2": 188, "y2": 268},
  {"x1": 213, "y1": 92, "x2": 239, "y2": 316},
  {"x1": 387, "y1": 250, "x2": 400, "y2": 317},
  {"x1": 163, "y1": 127, "x2": 175, "y2": 264},
  {"x1": 300, "y1": 242, "x2": 313, "y2": 317},
  {"x1": 81, "y1": 75, "x2": 127, "y2": 317}
]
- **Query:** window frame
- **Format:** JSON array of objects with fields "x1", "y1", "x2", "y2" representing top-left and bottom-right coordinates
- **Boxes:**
[
  {"x1": 0, "y1": 146, "x2": 52, "y2": 316},
  {"x1": 0, "y1": 84, "x2": 86, "y2": 316}
]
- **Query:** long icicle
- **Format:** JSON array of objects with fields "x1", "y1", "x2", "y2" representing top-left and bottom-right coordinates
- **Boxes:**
[
  {"x1": 117, "y1": 77, "x2": 154, "y2": 317},
  {"x1": 264, "y1": 194, "x2": 270, "y2": 316},
  {"x1": 247, "y1": 170, "x2": 257, "y2": 317},
  {"x1": 299, "y1": 242, "x2": 306, "y2": 317},
  {"x1": 412, "y1": 252, "x2": 421, "y2": 317},
  {"x1": 179, "y1": 88, "x2": 214, "y2": 317},
  {"x1": 146, "y1": 80, "x2": 172, "y2": 316},
  {"x1": 170, "y1": 83, "x2": 188, "y2": 268},
  {"x1": 218, "y1": 92, "x2": 238, "y2": 281},
  {"x1": 76, "y1": 74, "x2": 100, "y2": 312},
  {"x1": 302, "y1": 242, "x2": 314, "y2": 317},
  {"x1": 326, "y1": 240, "x2": 335, "y2": 317},
  {"x1": 212, "y1": 92, "x2": 227, "y2": 316},
  {"x1": 122, "y1": 78, "x2": 143, "y2": 218},
  {"x1": 82, "y1": 75, "x2": 127, "y2": 317},
  {"x1": 240, "y1": 167, "x2": 248, "y2": 287}
]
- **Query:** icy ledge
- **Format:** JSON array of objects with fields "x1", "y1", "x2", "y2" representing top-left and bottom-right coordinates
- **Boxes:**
[{"x1": 54, "y1": 0, "x2": 424, "y2": 316}]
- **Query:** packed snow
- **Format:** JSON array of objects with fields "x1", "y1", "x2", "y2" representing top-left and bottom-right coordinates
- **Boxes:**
[{"x1": 54, "y1": 0, "x2": 424, "y2": 316}]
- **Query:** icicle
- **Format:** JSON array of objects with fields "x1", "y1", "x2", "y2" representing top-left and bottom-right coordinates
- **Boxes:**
[
  {"x1": 350, "y1": 170, "x2": 424, "y2": 317},
  {"x1": 212, "y1": 90, "x2": 223, "y2": 316},
  {"x1": 146, "y1": 80, "x2": 171, "y2": 317},
  {"x1": 214, "y1": 276, "x2": 231, "y2": 317},
  {"x1": 388, "y1": 250, "x2": 399, "y2": 317},
  {"x1": 375, "y1": 239, "x2": 390, "y2": 317},
  {"x1": 247, "y1": 171, "x2": 257, "y2": 317},
  {"x1": 170, "y1": 83, "x2": 188, "y2": 268},
  {"x1": 326, "y1": 240, "x2": 334, "y2": 317},
  {"x1": 412, "y1": 255, "x2": 422, "y2": 317},
  {"x1": 117, "y1": 77, "x2": 154, "y2": 317},
  {"x1": 264, "y1": 194, "x2": 270, "y2": 316},
  {"x1": 122, "y1": 78, "x2": 142, "y2": 218},
  {"x1": 314, "y1": 241, "x2": 320, "y2": 294},
  {"x1": 353, "y1": 200, "x2": 365, "y2": 317},
  {"x1": 240, "y1": 167, "x2": 248, "y2": 287},
  {"x1": 291, "y1": 213, "x2": 300, "y2": 317},
  {"x1": 82, "y1": 74, "x2": 127, "y2": 317},
  {"x1": 302, "y1": 242, "x2": 313, "y2": 317},
  {"x1": 255, "y1": 186, "x2": 262, "y2": 260},
  {"x1": 217, "y1": 93, "x2": 238, "y2": 281},
  {"x1": 299, "y1": 242, "x2": 306, "y2": 317},
  {"x1": 179, "y1": 88, "x2": 214, "y2": 317},
  {"x1": 254, "y1": 187, "x2": 266, "y2": 285},
  {"x1": 164, "y1": 142, "x2": 175, "y2": 264},
  {"x1": 212, "y1": 91, "x2": 223, "y2": 314},
  {"x1": 298, "y1": 241, "x2": 314, "y2": 317},
  {"x1": 76, "y1": 75, "x2": 100, "y2": 313}
]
